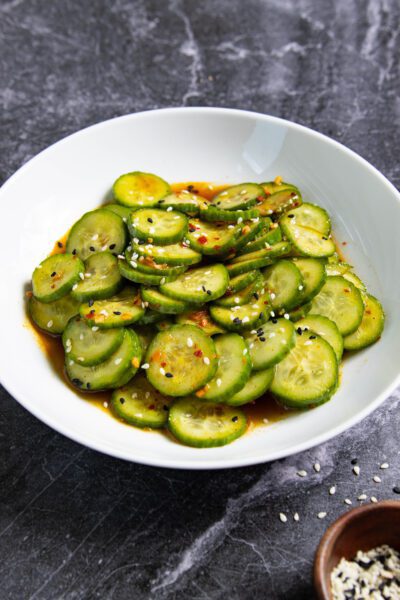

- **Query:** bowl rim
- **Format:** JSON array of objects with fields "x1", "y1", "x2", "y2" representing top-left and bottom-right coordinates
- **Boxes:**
[
  {"x1": 1, "y1": 106, "x2": 400, "y2": 469},
  {"x1": 314, "y1": 500, "x2": 400, "y2": 599}
]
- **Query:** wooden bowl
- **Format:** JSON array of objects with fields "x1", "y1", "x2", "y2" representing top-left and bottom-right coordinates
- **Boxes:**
[{"x1": 314, "y1": 500, "x2": 400, "y2": 599}]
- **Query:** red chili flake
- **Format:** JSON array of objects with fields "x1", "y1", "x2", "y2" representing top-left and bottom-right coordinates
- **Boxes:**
[
  {"x1": 213, "y1": 245, "x2": 221, "y2": 250},
  {"x1": 188, "y1": 223, "x2": 197, "y2": 232},
  {"x1": 85, "y1": 312, "x2": 95, "y2": 319},
  {"x1": 293, "y1": 202, "x2": 300, "y2": 207},
  {"x1": 198, "y1": 235, "x2": 208, "y2": 244},
  {"x1": 161, "y1": 361, "x2": 167, "y2": 367},
  {"x1": 194, "y1": 349, "x2": 203, "y2": 357},
  {"x1": 342, "y1": 241, "x2": 347, "y2": 246},
  {"x1": 366, "y1": 309, "x2": 372, "y2": 315},
  {"x1": 344, "y1": 288, "x2": 350, "y2": 293},
  {"x1": 148, "y1": 404, "x2": 156, "y2": 410}
]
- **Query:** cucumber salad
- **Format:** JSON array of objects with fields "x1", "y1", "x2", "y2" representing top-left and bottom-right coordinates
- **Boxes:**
[{"x1": 29, "y1": 172, "x2": 385, "y2": 448}]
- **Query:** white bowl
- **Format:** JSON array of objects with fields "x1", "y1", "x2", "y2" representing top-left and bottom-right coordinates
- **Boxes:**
[{"x1": 1, "y1": 107, "x2": 399, "y2": 470}]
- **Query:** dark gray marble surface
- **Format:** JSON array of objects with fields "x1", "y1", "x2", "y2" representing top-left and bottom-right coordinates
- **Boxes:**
[{"x1": 1, "y1": 1, "x2": 399, "y2": 598}]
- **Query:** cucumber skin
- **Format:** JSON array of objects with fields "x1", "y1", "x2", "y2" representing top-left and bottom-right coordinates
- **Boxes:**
[
  {"x1": 160, "y1": 264, "x2": 230, "y2": 304},
  {"x1": 227, "y1": 270, "x2": 260, "y2": 293},
  {"x1": 71, "y1": 252, "x2": 123, "y2": 302},
  {"x1": 141, "y1": 287, "x2": 189, "y2": 315},
  {"x1": 111, "y1": 375, "x2": 171, "y2": 428},
  {"x1": 66, "y1": 209, "x2": 128, "y2": 260},
  {"x1": 119, "y1": 260, "x2": 179, "y2": 286},
  {"x1": 29, "y1": 294, "x2": 80, "y2": 335},
  {"x1": 128, "y1": 208, "x2": 188, "y2": 246},
  {"x1": 130, "y1": 241, "x2": 202, "y2": 266},
  {"x1": 32, "y1": 254, "x2": 85, "y2": 303},
  {"x1": 62, "y1": 317, "x2": 125, "y2": 367},
  {"x1": 226, "y1": 368, "x2": 275, "y2": 406},
  {"x1": 113, "y1": 171, "x2": 171, "y2": 208},
  {"x1": 343, "y1": 294, "x2": 385, "y2": 351},
  {"x1": 200, "y1": 206, "x2": 260, "y2": 223}
]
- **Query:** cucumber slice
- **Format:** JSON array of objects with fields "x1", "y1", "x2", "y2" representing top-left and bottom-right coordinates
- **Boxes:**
[
  {"x1": 210, "y1": 292, "x2": 270, "y2": 332},
  {"x1": 202, "y1": 334, "x2": 252, "y2": 403},
  {"x1": 79, "y1": 286, "x2": 144, "y2": 328},
  {"x1": 134, "y1": 325, "x2": 156, "y2": 354},
  {"x1": 175, "y1": 308, "x2": 226, "y2": 336},
  {"x1": 71, "y1": 252, "x2": 122, "y2": 302},
  {"x1": 325, "y1": 262, "x2": 366, "y2": 291},
  {"x1": 234, "y1": 219, "x2": 264, "y2": 252},
  {"x1": 261, "y1": 181, "x2": 298, "y2": 196},
  {"x1": 66, "y1": 209, "x2": 127, "y2": 261},
  {"x1": 243, "y1": 318, "x2": 296, "y2": 370},
  {"x1": 111, "y1": 374, "x2": 172, "y2": 428},
  {"x1": 258, "y1": 187, "x2": 302, "y2": 216},
  {"x1": 130, "y1": 240, "x2": 202, "y2": 266},
  {"x1": 145, "y1": 325, "x2": 218, "y2": 396},
  {"x1": 160, "y1": 264, "x2": 229, "y2": 304},
  {"x1": 103, "y1": 203, "x2": 132, "y2": 222},
  {"x1": 226, "y1": 241, "x2": 292, "y2": 277},
  {"x1": 66, "y1": 329, "x2": 142, "y2": 391},
  {"x1": 286, "y1": 203, "x2": 331, "y2": 235},
  {"x1": 200, "y1": 205, "x2": 260, "y2": 223},
  {"x1": 141, "y1": 287, "x2": 189, "y2": 314},
  {"x1": 280, "y1": 218, "x2": 335, "y2": 258},
  {"x1": 126, "y1": 249, "x2": 187, "y2": 276},
  {"x1": 212, "y1": 183, "x2": 264, "y2": 211},
  {"x1": 239, "y1": 224, "x2": 282, "y2": 255},
  {"x1": 270, "y1": 331, "x2": 338, "y2": 407},
  {"x1": 128, "y1": 208, "x2": 188, "y2": 245},
  {"x1": 291, "y1": 258, "x2": 326, "y2": 304},
  {"x1": 288, "y1": 301, "x2": 312, "y2": 322},
  {"x1": 29, "y1": 294, "x2": 80, "y2": 334},
  {"x1": 227, "y1": 270, "x2": 261, "y2": 293},
  {"x1": 343, "y1": 294, "x2": 385, "y2": 351},
  {"x1": 62, "y1": 316, "x2": 124, "y2": 366},
  {"x1": 113, "y1": 171, "x2": 170, "y2": 209},
  {"x1": 309, "y1": 276, "x2": 364, "y2": 336},
  {"x1": 186, "y1": 218, "x2": 242, "y2": 255},
  {"x1": 157, "y1": 191, "x2": 202, "y2": 215},
  {"x1": 262, "y1": 260, "x2": 303, "y2": 311},
  {"x1": 119, "y1": 260, "x2": 178, "y2": 286},
  {"x1": 297, "y1": 315, "x2": 343, "y2": 362},
  {"x1": 168, "y1": 397, "x2": 247, "y2": 447},
  {"x1": 214, "y1": 272, "x2": 263, "y2": 307},
  {"x1": 32, "y1": 253, "x2": 84, "y2": 303},
  {"x1": 226, "y1": 368, "x2": 275, "y2": 406}
]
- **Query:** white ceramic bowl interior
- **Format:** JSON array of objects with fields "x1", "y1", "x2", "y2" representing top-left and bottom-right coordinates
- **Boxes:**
[{"x1": 1, "y1": 108, "x2": 399, "y2": 469}]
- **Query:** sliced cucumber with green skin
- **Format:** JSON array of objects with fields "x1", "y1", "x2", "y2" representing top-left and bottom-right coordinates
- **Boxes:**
[
  {"x1": 286, "y1": 203, "x2": 331, "y2": 235},
  {"x1": 80, "y1": 286, "x2": 144, "y2": 328},
  {"x1": 202, "y1": 334, "x2": 252, "y2": 403},
  {"x1": 160, "y1": 264, "x2": 229, "y2": 304},
  {"x1": 134, "y1": 325, "x2": 156, "y2": 354},
  {"x1": 239, "y1": 225, "x2": 282, "y2": 255},
  {"x1": 126, "y1": 248, "x2": 187, "y2": 276},
  {"x1": 29, "y1": 294, "x2": 80, "y2": 334},
  {"x1": 200, "y1": 205, "x2": 260, "y2": 223},
  {"x1": 325, "y1": 262, "x2": 366, "y2": 291},
  {"x1": 309, "y1": 276, "x2": 364, "y2": 336},
  {"x1": 226, "y1": 241, "x2": 292, "y2": 277},
  {"x1": 211, "y1": 183, "x2": 264, "y2": 211},
  {"x1": 66, "y1": 329, "x2": 142, "y2": 391},
  {"x1": 113, "y1": 171, "x2": 171, "y2": 209},
  {"x1": 262, "y1": 260, "x2": 303, "y2": 311},
  {"x1": 141, "y1": 287, "x2": 189, "y2": 314},
  {"x1": 234, "y1": 219, "x2": 264, "y2": 252},
  {"x1": 157, "y1": 191, "x2": 202, "y2": 215},
  {"x1": 226, "y1": 368, "x2": 275, "y2": 406},
  {"x1": 227, "y1": 270, "x2": 260, "y2": 293},
  {"x1": 243, "y1": 318, "x2": 296, "y2": 370},
  {"x1": 168, "y1": 397, "x2": 247, "y2": 448},
  {"x1": 130, "y1": 240, "x2": 202, "y2": 266},
  {"x1": 210, "y1": 292, "x2": 270, "y2": 332},
  {"x1": 71, "y1": 252, "x2": 123, "y2": 302},
  {"x1": 186, "y1": 218, "x2": 242, "y2": 255},
  {"x1": 288, "y1": 301, "x2": 312, "y2": 322},
  {"x1": 137, "y1": 309, "x2": 165, "y2": 326},
  {"x1": 270, "y1": 331, "x2": 338, "y2": 407},
  {"x1": 175, "y1": 308, "x2": 226, "y2": 336},
  {"x1": 291, "y1": 258, "x2": 326, "y2": 304},
  {"x1": 261, "y1": 181, "x2": 298, "y2": 196},
  {"x1": 343, "y1": 294, "x2": 384, "y2": 351},
  {"x1": 297, "y1": 315, "x2": 343, "y2": 361},
  {"x1": 32, "y1": 253, "x2": 84, "y2": 303},
  {"x1": 103, "y1": 203, "x2": 132, "y2": 222},
  {"x1": 145, "y1": 325, "x2": 218, "y2": 396},
  {"x1": 214, "y1": 272, "x2": 263, "y2": 307},
  {"x1": 119, "y1": 260, "x2": 178, "y2": 286},
  {"x1": 128, "y1": 208, "x2": 188, "y2": 245},
  {"x1": 66, "y1": 209, "x2": 127, "y2": 261},
  {"x1": 280, "y1": 217, "x2": 335, "y2": 258},
  {"x1": 62, "y1": 316, "x2": 124, "y2": 366},
  {"x1": 111, "y1": 374, "x2": 172, "y2": 428},
  {"x1": 257, "y1": 187, "x2": 302, "y2": 216}
]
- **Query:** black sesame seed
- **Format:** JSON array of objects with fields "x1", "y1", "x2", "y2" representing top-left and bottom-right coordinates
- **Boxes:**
[
  {"x1": 187, "y1": 185, "x2": 194, "y2": 191},
  {"x1": 253, "y1": 292, "x2": 259, "y2": 300},
  {"x1": 232, "y1": 416, "x2": 238, "y2": 422},
  {"x1": 233, "y1": 317, "x2": 242, "y2": 324},
  {"x1": 288, "y1": 214, "x2": 294, "y2": 218},
  {"x1": 158, "y1": 199, "x2": 165, "y2": 204},
  {"x1": 147, "y1": 217, "x2": 153, "y2": 223},
  {"x1": 322, "y1": 236, "x2": 328, "y2": 240},
  {"x1": 309, "y1": 335, "x2": 316, "y2": 340},
  {"x1": 109, "y1": 243, "x2": 116, "y2": 250},
  {"x1": 206, "y1": 290, "x2": 212, "y2": 295},
  {"x1": 113, "y1": 311, "x2": 121, "y2": 315},
  {"x1": 86, "y1": 383, "x2": 91, "y2": 389},
  {"x1": 88, "y1": 299, "x2": 94, "y2": 307},
  {"x1": 72, "y1": 249, "x2": 77, "y2": 255},
  {"x1": 272, "y1": 318, "x2": 278, "y2": 324},
  {"x1": 259, "y1": 337, "x2": 266, "y2": 342},
  {"x1": 165, "y1": 372, "x2": 173, "y2": 378},
  {"x1": 297, "y1": 327, "x2": 302, "y2": 335},
  {"x1": 393, "y1": 486, "x2": 400, "y2": 494},
  {"x1": 202, "y1": 285, "x2": 206, "y2": 292},
  {"x1": 259, "y1": 312, "x2": 264, "y2": 319},
  {"x1": 72, "y1": 378, "x2": 83, "y2": 387},
  {"x1": 351, "y1": 458, "x2": 358, "y2": 465},
  {"x1": 51, "y1": 271, "x2": 56, "y2": 277},
  {"x1": 119, "y1": 397, "x2": 125, "y2": 404},
  {"x1": 57, "y1": 241, "x2": 63, "y2": 248},
  {"x1": 163, "y1": 405, "x2": 169, "y2": 411},
  {"x1": 89, "y1": 246, "x2": 95, "y2": 252}
]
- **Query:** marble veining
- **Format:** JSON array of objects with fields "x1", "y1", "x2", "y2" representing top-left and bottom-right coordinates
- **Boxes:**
[{"x1": 1, "y1": 0, "x2": 399, "y2": 598}]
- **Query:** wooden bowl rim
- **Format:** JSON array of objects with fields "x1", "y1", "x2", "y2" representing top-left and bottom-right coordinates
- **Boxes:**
[{"x1": 314, "y1": 500, "x2": 400, "y2": 600}]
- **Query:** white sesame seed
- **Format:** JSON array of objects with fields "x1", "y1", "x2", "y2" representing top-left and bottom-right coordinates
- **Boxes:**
[
  {"x1": 131, "y1": 392, "x2": 137, "y2": 399},
  {"x1": 79, "y1": 334, "x2": 84, "y2": 340},
  {"x1": 149, "y1": 227, "x2": 155, "y2": 234},
  {"x1": 160, "y1": 278, "x2": 166, "y2": 285},
  {"x1": 203, "y1": 357, "x2": 210, "y2": 365},
  {"x1": 370, "y1": 496, "x2": 378, "y2": 503},
  {"x1": 262, "y1": 418, "x2": 269, "y2": 424},
  {"x1": 79, "y1": 272, "x2": 84, "y2": 280},
  {"x1": 242, "y1": 316, "x2": 249, "y2": 323},
  {"x1": 187, "y1": 337, "x2": 193, "y2": 348},
  {"x1": 103, "y1": 401, "x2": 108, "y2": 408},
  {"x1": 304, "y1": 340, "x2": 312, "y2": 346},
  {"x1": 358, "y1": 494, "x2": 367, "y2": 501},
  {"x1": 72, "y1": 283, "x2": 78, "y2": 290},
  {"x1": 318, "y1": 512, "x2": 327, "y2": 519},
  {"x1": 237, "y1": 217, "x2": 243, "y2": 224},
  {"x1": 47, "y1": 320, "x2": 53, "y2": 328},
  {"x1": 353, "y1": 466, "x2": 360, "y2": 476},
  {"x1": 91, "y1": 233, "x2": 99, "y2": 241},
  {"x1": 283, "y1": 313, "x2": 290, "y2": 320},
  {"x1": 69, "y1": 360, "x2": 74, "y2": 366},
  {"x1": 329, "y1": 486, "x2": 336, "y2": 495},
  {"x1": 77, "y1": 357, "x2": 84, "y2": 362},
  {"x1": 216, "y1": 378, "x2": 222, "y2": 387},
  {"x1": 297, "y1": 470, "x2": 307, "y2": 478},
  {"x1": 92, "y1": 326, "x2": 99, "y2": 332},
  {"x1": 298, "y1": 285, "x2": 304, "y2": 291},
  {"x1": 270, "y1": 292, "x2": 276, "y2": 300},
  {"x1": 130, "y1": 261, "x2": 137, "y2": 268},
  {"x1": 117, "y1": 254, "x2": 125, "y2": 260},
  {"x1": 114, "y1": 358, "x2": 122, "y2": 365},
  {"x1": 270, "y1": 310, "x2": 275, "y2": 317},
  {"x1": 269, "y1": 332, "x2": 276, "y2": 338},
  {"x1": 380, "y1": 462, "x2": 389, "y2": 469},
  {"x1": 344, "y1": 498, "x2": 352, "y2": 505},
  {"x1": 373, "y1": 475, "x2": 381, "y2": 483},
  {"x1": 167, "y1": 207, "x2": 173, "y2": 212},
  {"x1": 160, "y1": 367, "x2": 165, "y2": 376},
  {"x1": 243, "y1": 348, "x2": 248, "y2": 355},
  {"x1": 279, "y1": 513, "x2": 287, "y2": 523},
  {"x1": 293, "y1": 512, "x2": 299, "y2": 522},
  {"x1": 141, "y1": 363, "x2": 150, "y2": 369},
  {"x1": 314, "y1": 463, "x2": 321, "y2": 473}
]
